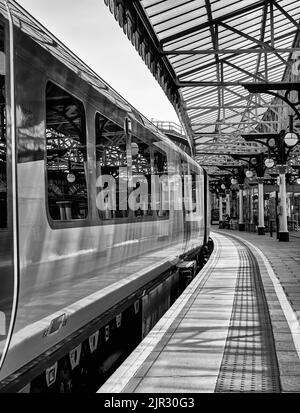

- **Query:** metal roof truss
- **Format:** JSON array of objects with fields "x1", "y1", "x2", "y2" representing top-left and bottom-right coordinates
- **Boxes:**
[{"x1": 104, "y1": 0, "x2": 300, "y2": 173}]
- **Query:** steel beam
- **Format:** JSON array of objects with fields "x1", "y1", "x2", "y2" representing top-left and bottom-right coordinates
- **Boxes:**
[
  {"x1": 163, "y1": 48, "x2": 300, "y2": 55},
  {"x1": 160, "y1": 0, "x2": 272, "y2": 45}
]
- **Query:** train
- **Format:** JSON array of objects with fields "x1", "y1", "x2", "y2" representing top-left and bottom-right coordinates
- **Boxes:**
[{"x1": 0, "y1": 0, "x2": 211, "y2": 392}]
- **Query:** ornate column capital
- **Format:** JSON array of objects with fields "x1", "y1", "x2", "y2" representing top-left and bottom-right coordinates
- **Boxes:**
[
  {"x1": 257, "y1": 177, "x2": 264, "y2": 184},
  {"x1": 225, "y1": 189, "x2": 231, "y2": 195},
  {"x1": 277, "y1": 164, "x2": 287, "y2": 174},
  {"x1": 239, "y1": 184, "x2": 244, "y2": 190}
]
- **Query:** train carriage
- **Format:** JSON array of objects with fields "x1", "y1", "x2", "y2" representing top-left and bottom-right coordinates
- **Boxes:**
[{"x1": 0, "y1": 0, "x2": 210, "y2": 392}]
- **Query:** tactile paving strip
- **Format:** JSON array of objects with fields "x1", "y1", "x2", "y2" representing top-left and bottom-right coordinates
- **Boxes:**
[{"x1": 215, "y1": 241, "x2": 281, "y2": 393}]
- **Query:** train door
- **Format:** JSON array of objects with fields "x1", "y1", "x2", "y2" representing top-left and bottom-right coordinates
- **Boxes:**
[
  {"x1": 204, "y1": 169, "x2": 210, "y2": 244},
  {"x1": 0, "y1": 18, "x2": 17, "y2": 372},
  {"x1": 181, "y1": 159, "x2": 191, "y2": 245}
]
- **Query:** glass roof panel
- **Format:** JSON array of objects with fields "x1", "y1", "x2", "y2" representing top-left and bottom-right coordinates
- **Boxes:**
[{"x1": 113, "y1": 0, "x2": 300, "y2": 160}]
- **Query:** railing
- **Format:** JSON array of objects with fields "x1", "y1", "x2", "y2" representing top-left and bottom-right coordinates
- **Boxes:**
[{"x1": 151, "y1": 120, "x2": 185, "y2": 137}]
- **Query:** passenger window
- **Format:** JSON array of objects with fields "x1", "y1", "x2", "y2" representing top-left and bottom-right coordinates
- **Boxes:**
[
  {"x1": 46, "y1": 82, "x2": 88, "y2": 221},
  {"x1": 95, "y1": 112, "x2": 169, "y2": 221},
  {"x1": 0, "y1": 25, "x2": 6, "y2": 229},
  {"x1": 95, "y1": 112, "x2": 128, "y2": 219}
]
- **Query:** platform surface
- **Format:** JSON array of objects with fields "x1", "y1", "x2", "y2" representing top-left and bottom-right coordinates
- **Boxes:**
[{"x1": 98, "y1": 230, "x2": 300, "y2": 393}]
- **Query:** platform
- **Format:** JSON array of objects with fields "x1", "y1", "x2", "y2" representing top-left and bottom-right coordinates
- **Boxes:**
[{"x1": 98, "y1": 230, "x2": 300, "y2": 393}]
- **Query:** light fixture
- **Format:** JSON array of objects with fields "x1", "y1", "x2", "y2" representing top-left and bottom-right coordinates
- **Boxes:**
[
  {"x1": 284, "y1": 132, "x2": 298, "y2": 147},
  {"x1": 67, "y1": 173, "x2": 76, "y2": 183},
  {"x1": 264, "y1": 158, "x2": 275, "y2": 168},
  {"x1": 284, "y1": 114, "x2": 299, "y2": 147},
  {"x1": 296, "y1": 178, "x2": 300, "y2": 185},
  {"x1": 268, "y1": 138, "x2": 276, "y2": 148},
  {"x1": 124, "y1": 117, "x2": 133, "y2": 135},
  {"x1": 221, "y1": 183, "x2": 226, "y2": 190},
  {"x1": 131, "y1": 142, "x2": 139, "y2": 156},
  {"x1": 231, "y1": 178, "x2": 237, "y2": 185},
  {"x1": 245, "y1": 170, "x2": 253, "y2": 179}
]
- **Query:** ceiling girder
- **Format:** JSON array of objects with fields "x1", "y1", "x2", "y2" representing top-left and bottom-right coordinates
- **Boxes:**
[
  {"x1": 105, "y1": 0, "x2": 300, "y2": 169},
  {"x1": 176, "y1": 28, "x2": 297, "y2": 79},
  {"x1": 162, "y1": 48, "x2": 300, "y2": 56},
  {"x1": 160, "y1": 0, "x2": 272, "y2": 45}
]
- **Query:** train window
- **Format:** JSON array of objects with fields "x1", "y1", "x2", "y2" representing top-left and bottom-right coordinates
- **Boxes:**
[
  {"x1": 46, "y1": 82, "x2": 88, "y2": 221},
  {"x1": 181, "y1": 160, "x2": 189, "y2": 215},
  {"x1": 95, "y1": 113, "x2": 169, "y2": 221},
  {"x1": 95, "y1": 112, "x2": 129, "y2": 219},
  {"x1": 181, "y1": 161, "x2": 199, "y2": 216},
  {"x1": 191, "y1": 173, "x2": 197, "y2": 212},
  {"x1": 152, "y1": 148, "x2": 169, "y2": 217},
  {"x1": 0, "y1": 25, "x2": 6, "y2": 229},
  {"x1": 131, "y1": 135, "x2": 152, "y2": 217},
  {"x1": 153, "y1": 148, "x2": 168, "y2": 176}
]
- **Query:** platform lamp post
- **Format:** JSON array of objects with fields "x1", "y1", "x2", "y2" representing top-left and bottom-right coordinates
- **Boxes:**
[
  {"x1": 230, "y1": 177, "x2": 238, "y2": 219},
  {"x1": 238, "y1": 183, "x2": 245, "y2": 231},
  {"x1": 277, "y1": 123, "x2": 298, "y2": 241},
  {"x1": 209, "y1": 175, "x2": 232, "y2": 228},
  {"x1": 257, "y1": 176, "x2": 265, "y2": 235},
  {"x1": 234, "y1": 166, "x2": 246, "y2": 232},
  {"x1": 219, "y1": 184, "x2": 225, "y2": 225},
  {"x1": 232, "y1": 153, "x2": 266, "y2": 235},
  {"x1": 208, "y1": 179, "x2": 225, "y2": 226},
  {"x1": 242, "y1": 82, "x2": 300, "y2": 241},
  {"x1": 253, "y1": 154, "x2": 266, "y2": 235},
  {"x1": 210, "y1": 168, "x2": 253, "y2": 229},
  {"x1": 242, "y1": 122, "x2": 299, "y2": 241},
  {"x1": 219, "y1": 173, "x2": 236, "y2": 225},
  {"x1": 248, "y1": 157, "x2": 264, "y2": 235},
  {"x1": 225, "y1": 188, "x2": 231, "y2": 217}
]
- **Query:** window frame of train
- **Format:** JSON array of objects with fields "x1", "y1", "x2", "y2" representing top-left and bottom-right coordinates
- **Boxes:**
[
  {"x1": 180, "y1": 160, "x2": 201, "y2": 216},
  {"x1": 0, "y1": 23, "x2": 7, "y2": 229},
  {"x1": 0, "y1": 19, "x2": 15, "y2": 368},
  {"x1": 95, "y1": 111, "x2": 169, "y2": 223},
  {"x1": 45, "y1": 81, "x2": 89, "y2": 224}
]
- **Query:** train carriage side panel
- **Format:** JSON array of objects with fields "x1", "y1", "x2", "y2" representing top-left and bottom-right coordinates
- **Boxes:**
[
  {"x1": 0, "y1": 11, "x2": 17, "y2": 374},
  {"x1": 0, "y1": 22, "x2": 185, "y2": 380},
  {"x1": 0, "y1": 2, "x2": 210, "y2": 382}
]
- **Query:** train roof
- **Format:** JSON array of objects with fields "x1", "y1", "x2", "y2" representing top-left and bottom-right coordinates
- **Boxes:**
[{"x1": 0, "y1": 0, "x2": 201, "y2": 170}]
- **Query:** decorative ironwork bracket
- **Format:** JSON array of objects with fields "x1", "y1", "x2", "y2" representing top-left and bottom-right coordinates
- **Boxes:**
[
  {"x1": 241, "y1": 132, "x2": 295, "y2": 165},
  {"x1": 231, "y1": 153, "x2": 265, "y2": 178},
  {"x1": 242, "y1": 83, "x2": 300, "y2": 120}
]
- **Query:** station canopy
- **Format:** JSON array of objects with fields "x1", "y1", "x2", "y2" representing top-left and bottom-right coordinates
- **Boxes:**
[{"x1": 104, "y1": 0, "x2": 300, "y2": 173}]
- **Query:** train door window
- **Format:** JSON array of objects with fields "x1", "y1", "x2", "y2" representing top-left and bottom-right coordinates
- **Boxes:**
[
  {"x1": 181, "y1": 160, "x2": 189, "y2": 216},
  {"x1": 46, "y1": 82, "x2": 88, "y2": 221},
  {"x1": 152, "y1": 147, "x2": 169, "y2": 218},
  {"x1": 191, "y1": 173, "x2": 197, "y2": 213},
  {"x1": 182, "y1": 163, "x2": 200, "y2": 216},
  {"x1": 131, "y1": 136, "x2": 152, "y2": 217},
  {"x1": 0, "y1": 25, "x2": 6, "y2": 228},
  {"x1": 95, "y1": 112, "x2": 128, "y2": 220}
]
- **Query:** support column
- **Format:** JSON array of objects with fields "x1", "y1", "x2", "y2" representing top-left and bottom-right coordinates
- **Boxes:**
[
  {"x1": 278, "y1": 165, "x2": 289, "y2": 242},
  {"x1": 238, "y1": 184, "x2": 245, "y2": 231},
  {"x1": 219, "y1": 194, "x2": 223, "y2": 225},
  {"x1": 225, "y1": 189, "x2": 231, "y2": 216},
  {"x1": 249, "y1": 186, "x2": 254, "y2": 229},
  {"x1": 257, "y1": 177, "x2": 265, "y2": 235}
]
